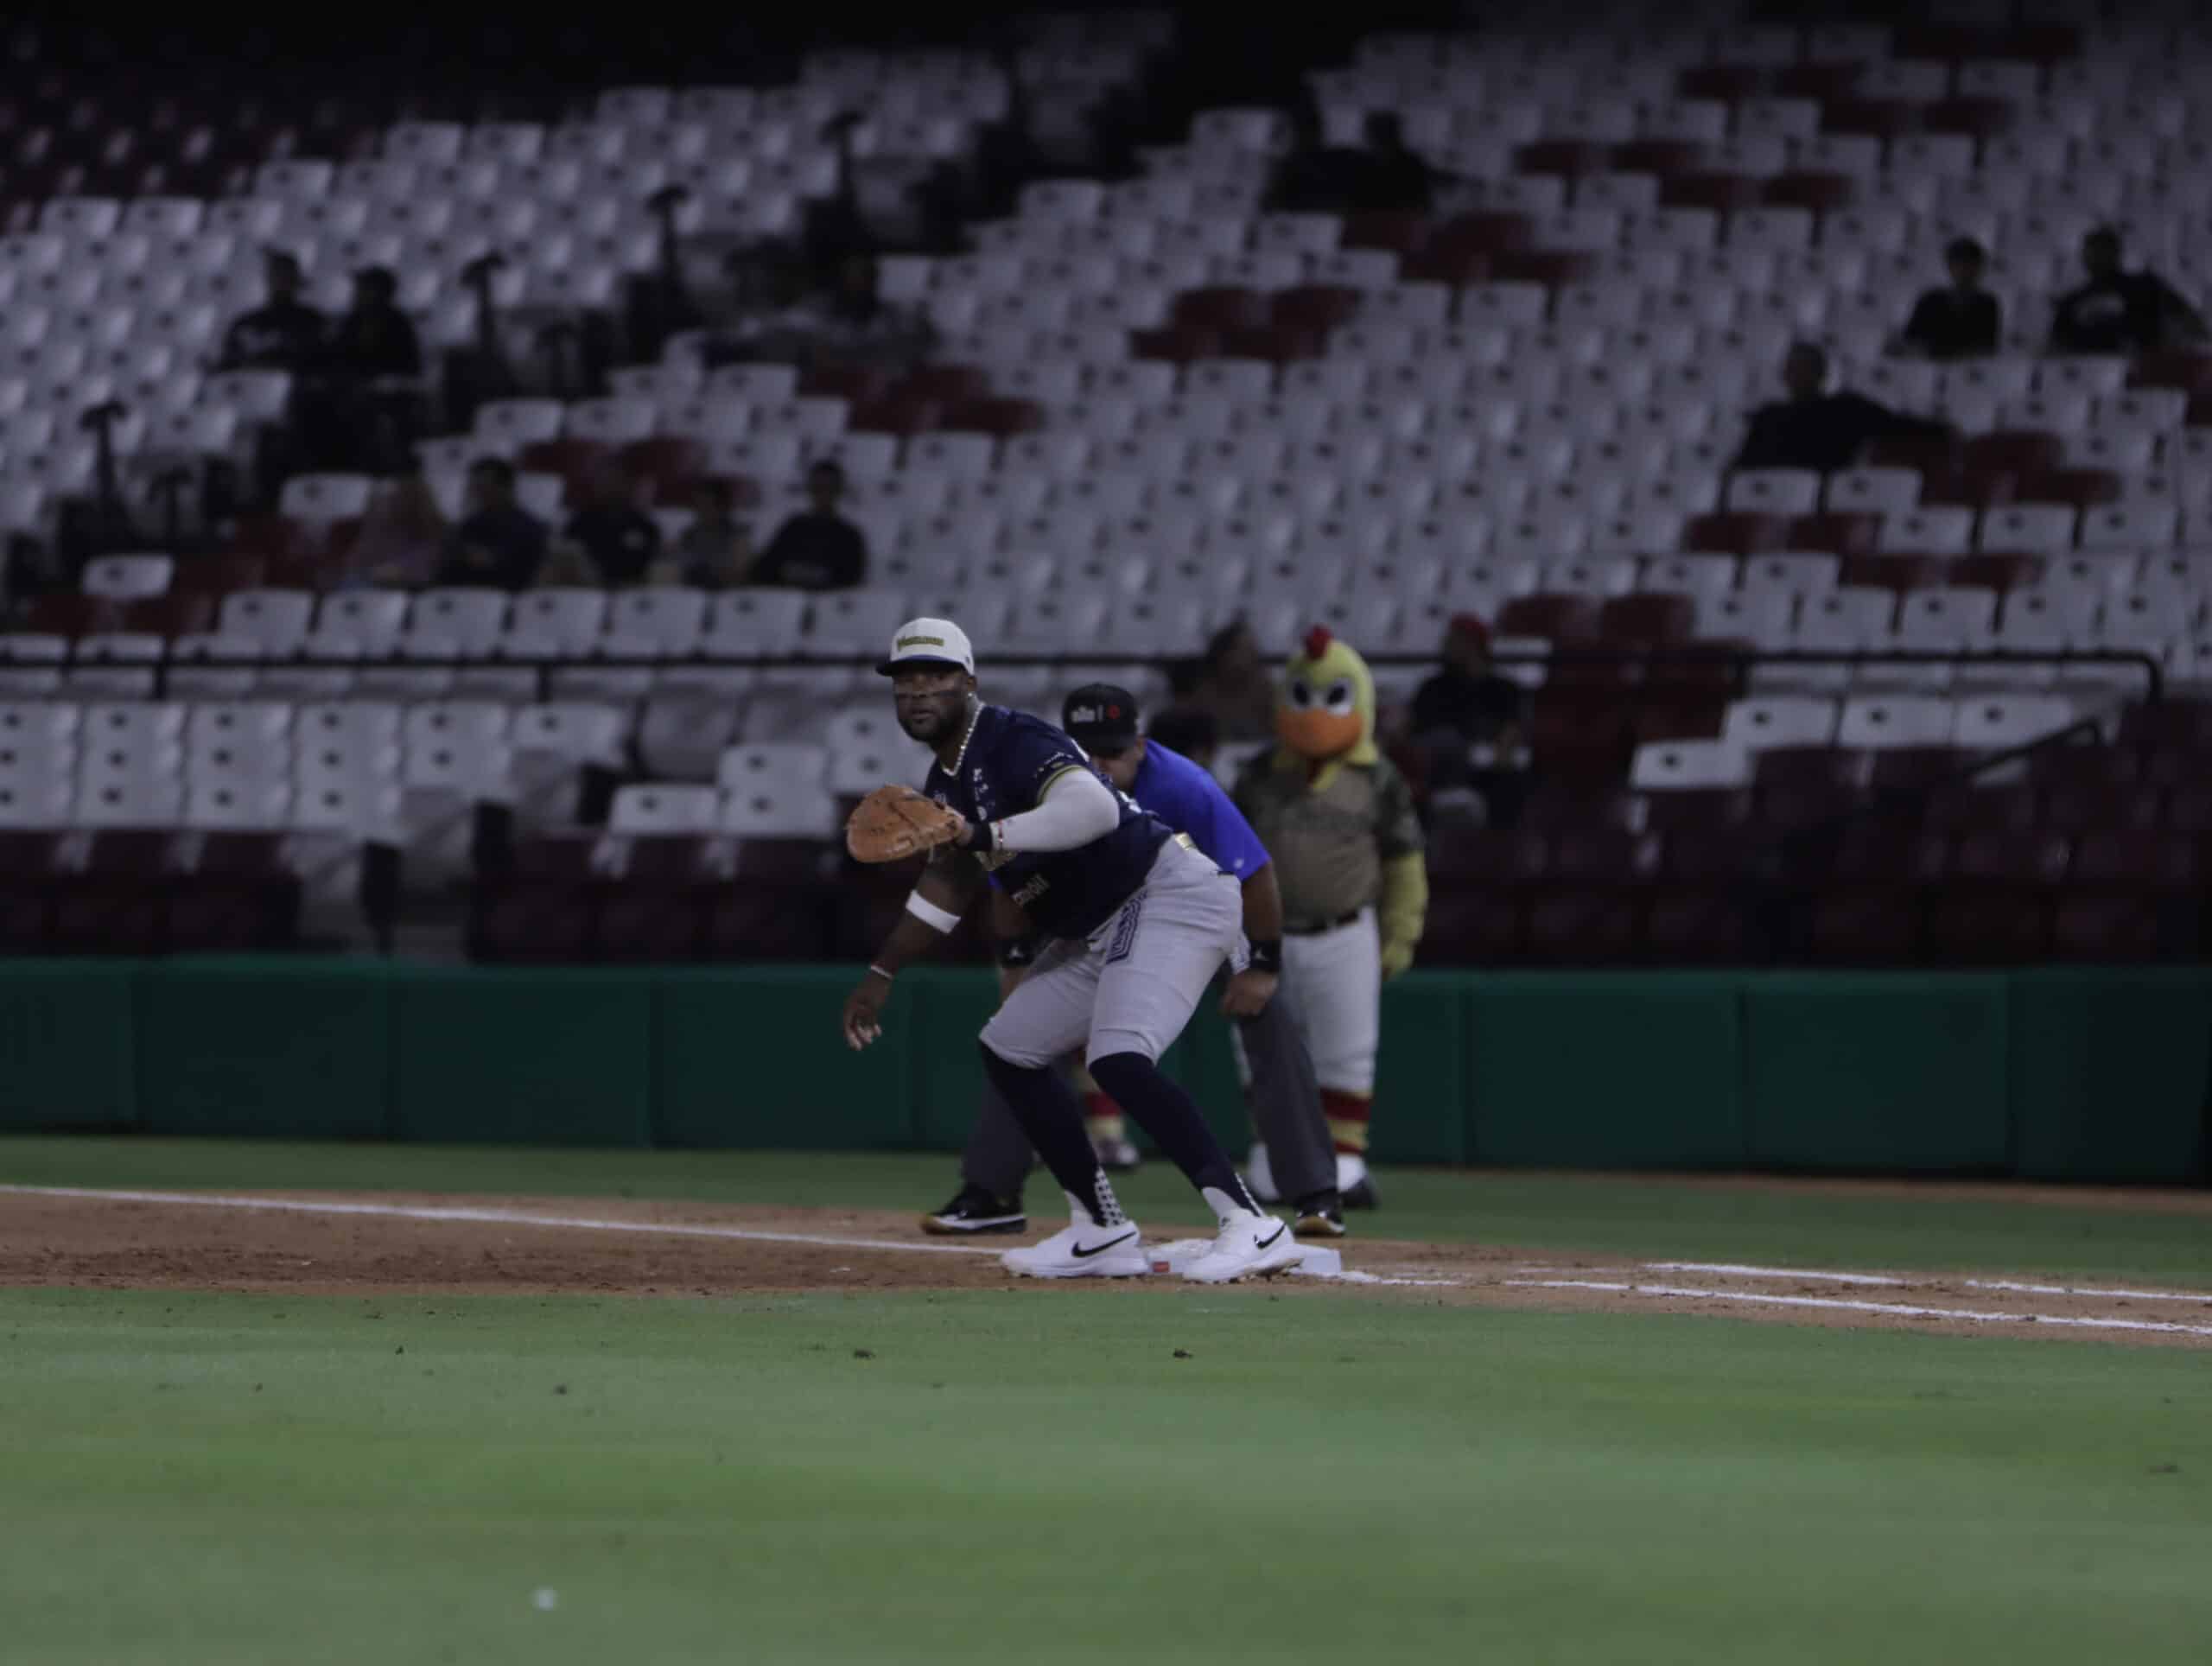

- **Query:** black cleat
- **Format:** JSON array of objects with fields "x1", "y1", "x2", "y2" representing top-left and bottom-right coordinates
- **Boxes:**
[
  {"x1": 1292, "y1": 1190, "x2": 1347, "y2": 1239},
  {"x1": 1342, "y1": 1175, "x2": 1380, "y2": 1211},
  {"x1": 922, "y1": 1185, "x2": 1027, "y2": 1237}
]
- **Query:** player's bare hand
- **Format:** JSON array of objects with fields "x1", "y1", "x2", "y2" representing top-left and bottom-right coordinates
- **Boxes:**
[
  {"x1": 1220, "y1": 968, "x2": 1278, "y2": 1018},
  {"x1": 842, "y1": 976, "x2": 890, "y2": 1051}
]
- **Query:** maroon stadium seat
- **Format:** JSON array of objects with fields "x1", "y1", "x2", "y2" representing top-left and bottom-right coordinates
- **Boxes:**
[
  {"x1": 1821, "y1": 99, "x2": 1923, "y2": 139},
  {"x1": 1638, "y1": 787, "x2": 1754, "y2": 838},
  {"x1": 1520, "y1": 782, "x2": 1642, "y2": 833},
  {"x1": 1919, "y1": 783, "x2": 2041, "y2": 835},
  {"x1": 1609, "y1": 139, "x2": 1710, "y2": 176},
  {"x1": 1682, "y1": 512, "x2": 1795, "y2": 555},
  {"x1": 1427, "y1": 213, "x2": 1534, "y2": 258},
  {"x1": 1923, "y1": 99, "x2": 2018, "y2": 139},
  {"x1": 1171, "y1": 285, "x2": 1269, "y2": 333},
  {"x1": 1675, "y1": 65, "x2": 1769, "y2": 102},
  {"x1": 1762, "y1": 171, "x2": 1857, "y2": 213},
  {"x1": 1786, "y1": 512, "x2": 1882, "y2": 556},
  {"x1": 1659, "y1": 171, "x2": 1765, "y2": 212},
  {"x1": 1599, "y1": 593, "x2": 1697, "y2": 643},
  {"x1": 1515, "y1": 140, "x2": 1611, "y2": 178},
  {"x1": 594, "y1": 835, "x2": 718, "y2": 963},
  {"x1": 468, "y1": 833, "x2": 604, "y2": 963}
]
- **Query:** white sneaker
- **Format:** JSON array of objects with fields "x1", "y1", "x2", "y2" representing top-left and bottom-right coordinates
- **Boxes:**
[
  {"x1": 1181, "y1": 1186, "x2": 1303, "y2": 1284},
  {"x1": 1245, "y1": 1141, "x2": 1281, "y2": 1204},
  {"x1": 1001, "y1": 1193, "x2": 1149, "y2": 1280}
]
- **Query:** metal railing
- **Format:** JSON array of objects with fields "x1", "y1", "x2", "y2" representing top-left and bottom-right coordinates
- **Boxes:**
[{"x1": 49, "y1": 640, "x2": 2170, "y2": 706}]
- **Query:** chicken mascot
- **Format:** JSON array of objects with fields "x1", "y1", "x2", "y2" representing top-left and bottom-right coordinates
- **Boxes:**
[{"x1": 1231, "y1": 626, "x2": 1427, "y2": 1209}]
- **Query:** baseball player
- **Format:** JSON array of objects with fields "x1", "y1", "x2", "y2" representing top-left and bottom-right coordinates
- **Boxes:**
[
  {"x1": 840, "y1": 617, "x2": 1303, "y2": 1283},
  {"x1": 924, "y1": 683, "x2": 1346, "y2": 1243}
]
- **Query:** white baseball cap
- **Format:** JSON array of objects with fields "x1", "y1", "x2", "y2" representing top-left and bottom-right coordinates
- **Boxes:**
[{"x1": 875, "y1": 615, "x2": 976, "y2": 676}]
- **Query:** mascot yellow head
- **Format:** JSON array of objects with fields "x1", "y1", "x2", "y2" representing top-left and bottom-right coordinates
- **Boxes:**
[{"x1": 1275, "y1": 626, "x2": 1378, "y2": 769}]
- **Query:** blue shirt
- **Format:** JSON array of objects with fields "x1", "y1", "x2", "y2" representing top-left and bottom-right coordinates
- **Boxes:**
[
  {"x1": 927, "y1": 704, "x2": 1172, "y2": 941},
  {"x1": 1129, "y1": 741, "x2": 1272, "y2": 880}
]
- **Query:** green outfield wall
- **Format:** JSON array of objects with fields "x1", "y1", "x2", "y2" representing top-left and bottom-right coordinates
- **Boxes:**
[{"x1": 0, "y1": 958, "x2": 2203, "y2": 1184}]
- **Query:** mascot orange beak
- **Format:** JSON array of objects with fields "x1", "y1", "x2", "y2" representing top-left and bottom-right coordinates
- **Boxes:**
[{"x1": 1277, "y1": 705, "x2": 1364, "y2": 760}]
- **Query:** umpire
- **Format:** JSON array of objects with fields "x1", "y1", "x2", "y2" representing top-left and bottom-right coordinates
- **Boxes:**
[{"x1": 924, "y1": 684, "x2": 1346, "y2": 1239}]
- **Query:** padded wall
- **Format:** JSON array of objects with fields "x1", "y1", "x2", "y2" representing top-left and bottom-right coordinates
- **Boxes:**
[{"x1": 0, "y1": 960, "x2": 2201, "y2": 1185}]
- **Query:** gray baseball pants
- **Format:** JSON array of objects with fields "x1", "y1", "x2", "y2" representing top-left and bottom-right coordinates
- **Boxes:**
[{"x1": 962, "y1": 972, "x2": 1338, "y2": 1205}]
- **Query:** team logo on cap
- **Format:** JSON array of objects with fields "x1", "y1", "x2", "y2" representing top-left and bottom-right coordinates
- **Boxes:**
[{"x1": 897, "y1": 633, "x2": 948, "y2": 649}]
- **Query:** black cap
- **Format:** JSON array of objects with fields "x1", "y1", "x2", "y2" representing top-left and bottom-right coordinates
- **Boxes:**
[{"x1": 1062, "y1": 683, "x2": 1141, "y2": 754}]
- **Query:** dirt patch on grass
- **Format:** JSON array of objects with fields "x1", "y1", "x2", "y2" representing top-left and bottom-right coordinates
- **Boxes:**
[{"x1": 3, "y1": 1186, "x2": 2209, "y2": 1347}]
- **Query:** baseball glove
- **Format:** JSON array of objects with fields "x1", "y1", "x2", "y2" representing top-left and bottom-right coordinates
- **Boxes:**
[{"x1": 845, "y1": 785, "x2": 968, "y2": 863}]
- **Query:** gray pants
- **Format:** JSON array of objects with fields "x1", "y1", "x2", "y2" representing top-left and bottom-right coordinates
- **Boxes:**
[{"x1": 963, "y1": 973, "x2": 1338, "y2": 1205}]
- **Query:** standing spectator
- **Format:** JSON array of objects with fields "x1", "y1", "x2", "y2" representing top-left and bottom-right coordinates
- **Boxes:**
[
  {"x1": 218, "y1": 250, "x2": 325, "y2": 372},
  {"x1": 1179, "y1": 620, "x2": 1278, "y2": 743},
  {"x1": 2049, "y1": 226, "x2": 2209, "y2": 355},
  {"x1": 1408, "y1": 614, "x2": 1529, "y2": 825},
  {"x1": 1734, "y1": 342, "x2": 1954, "y2": 473},
  {"x1": 749, "y1": 460, "x2": 868, "y2": 590},
  {"x1": 336, "y1": 473, "x2": 448, "y2": 589},
  {"x1": 556, "y1": 460, "x2": 662, "y2": 588},
  {"x1": 672, "y1": 478, "x2": 753, "y2": 588},
  {"x1": 1143, "y1": 707, "x2": 1221, "y2": 776},
  {"x1": 324, "y1": 266, "x2": 425, "y2": 473},
  {"x1": 1898, "y1": 237, "x2": 2002, "y2": 360},
  {"x1": 325, "y1": 267, "x2": 422, "y2": 380},
  {"x1": 436, "y1": 457, "x2": 548, "y2": 591}
]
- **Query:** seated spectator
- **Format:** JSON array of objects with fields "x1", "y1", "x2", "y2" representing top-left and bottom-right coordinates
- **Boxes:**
[
  {"x1": 672, "y1": 478, "x2": 753, "y2": 588},
  {"x1": 336, "y1": 473, "x2": 447, "y2": 589},
  {"x1": 1262, "y1": 97, "x2": 1373, "y2": 215},
  {"x1": 1180, "y1": 620, "x2": 1278, "y2": 743},
  {"x1": 219, "y1": 250, "x2": 325, "y2": 372},
  {"x1": 2049, "y1": 226, "x2": 2208, "y2": 355},
  {"x1": 1735, "y1": 342, "x2": 1953, "y2": 473},
  {"x1": 325, "y1": 266, "x2": 422, "y2": 380},
  {"x1": 798, "y1": 254, "x2": 936, "y2": 372},
  {"x1": 1408, "y1": 614, "x2": 1529, "y2": 826},
  {"x1": 1351, "y1": 111, "x2": 1441, "y2": 214},
  {"x1": 556, "y1": 461, "x2": 661, "y2": 588},
  {"x1": 1898, "y1": 237, "x2": 2002, "y2": 360},
  {"x1": 436, "y1": 458, "x2": 548, "y2": 591},
  {"x1": 750, "y1": 460, "x2": 868, "y2": 590}
]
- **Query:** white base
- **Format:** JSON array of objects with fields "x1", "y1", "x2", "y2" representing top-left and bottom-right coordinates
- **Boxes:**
[{"x1": 1146, "y1": 1239, "x2": 1344, "y2": 1279}]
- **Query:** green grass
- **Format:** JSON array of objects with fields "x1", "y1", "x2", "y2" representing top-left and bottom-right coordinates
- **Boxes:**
[
  {"x1": 3, "y1": 1288, "x2": 2208, "y2": 1666},
  {"x1": 3, "y1": 1135, "x2": 2209, "y2": 1283}
]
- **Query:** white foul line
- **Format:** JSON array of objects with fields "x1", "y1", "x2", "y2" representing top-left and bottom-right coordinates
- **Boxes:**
[
  {"x1": 1647, "y1": 1260, "x2": 2212, "y2": 1305},
  {"x1": 1508, "y1": 1279, "x2": 2212, "y2": 1339},
  {"x1": 1963, "y1": 1278, "x2": 2212, "y2": 1305},
  {"x1": 0, "y1": 1183, "x2": 1421, "y2": 1286},
  {"x1": 0, "y1": 1183, "x2": 1005, "y2": 1257},
  {"x1": 1647, "y1": 1261, "x2": 1905, "y2": 1287}
]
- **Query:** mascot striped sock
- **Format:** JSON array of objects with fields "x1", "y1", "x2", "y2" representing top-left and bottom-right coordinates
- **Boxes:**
[{"x1": 1323, "y1": 1088, "x2": 1371, "y2": 1156}]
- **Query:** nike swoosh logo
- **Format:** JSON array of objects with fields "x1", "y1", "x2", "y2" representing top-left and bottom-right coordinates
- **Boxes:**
[
  {"x1": 1071, "y1": 1231, "x2": 1137, "y2": 1259},
  {"x1": 1255, "y1": 1225, "x2": 1286, "y2": 1250}
]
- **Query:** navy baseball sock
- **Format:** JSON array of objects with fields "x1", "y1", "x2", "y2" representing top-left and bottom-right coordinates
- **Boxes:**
[
  {"x1": 1087, "y1": 1052, "x2": 1262, "y2": 1214},
  {"x1": 977, "y1": 1044, "x2": 1125, "y2": 1228}
]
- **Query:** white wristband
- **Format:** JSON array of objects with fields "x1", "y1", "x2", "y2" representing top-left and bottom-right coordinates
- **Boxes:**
[{"x1": 905, "y1": 891, "x2": 961, "y2": 934}]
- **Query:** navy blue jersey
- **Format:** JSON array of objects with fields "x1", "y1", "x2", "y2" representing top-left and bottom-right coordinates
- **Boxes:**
[{"x1": 927, "y1": 704, "x2": 1172, "y2": 940}]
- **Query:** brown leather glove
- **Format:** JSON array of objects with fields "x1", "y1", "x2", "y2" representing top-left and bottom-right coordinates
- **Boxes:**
[{"x1": 844, "y1": 785, "x2": 967, "y2": 863}]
